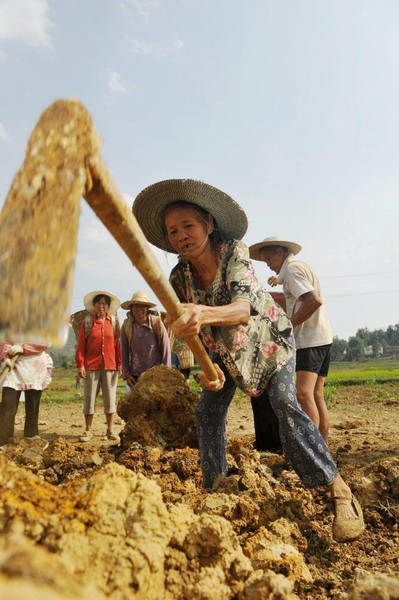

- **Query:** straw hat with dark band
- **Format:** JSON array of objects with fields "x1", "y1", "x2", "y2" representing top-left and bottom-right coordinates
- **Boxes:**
[
  {"x1": 121, "y1": 290, "x2": 157, "y2": 310},
  {"x1": 83, "y1": 290, "x2": 120, "y2": 315},
  {"x1": 249, "y1": 236, "x2": 302, "y2": 261},
  {"x1": 133, "y1": 179, "x2": 248, "y2": 253}
]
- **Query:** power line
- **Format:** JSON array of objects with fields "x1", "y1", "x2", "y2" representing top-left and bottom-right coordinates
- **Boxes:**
[
  {"x1": 325, "y1": 289, "x2": 399, "y2": 298},
  {"x1": 321, "y1": 270, "x2": 399, "y2": 280}
]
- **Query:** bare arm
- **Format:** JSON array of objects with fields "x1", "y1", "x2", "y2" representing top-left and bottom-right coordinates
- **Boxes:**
[
  {"x1": 290, "y1": 290, "x2": 322, "y2": 328},
  {"x1": 166, "y1": 300, "x2": 251, "y2": 339}
]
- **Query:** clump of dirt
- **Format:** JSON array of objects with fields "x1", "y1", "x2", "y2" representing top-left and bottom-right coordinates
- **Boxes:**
[
  {"x1": 346, "y1": 573, "x2": 399, "y2": 599},
  {"x1": 117, "y1": 365, "x2": 198, "y2": 449},
  {"x1": 0, "y1": 436, "x2": 111, "y2": 484},
  {"x1": 0, "y1": 456, "x2": 173, "y2": 599}
]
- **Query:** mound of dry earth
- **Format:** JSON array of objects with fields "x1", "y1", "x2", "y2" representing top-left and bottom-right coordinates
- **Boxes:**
[{"x1": 117, "y1": 366, "x2": 198, "y2": 449}]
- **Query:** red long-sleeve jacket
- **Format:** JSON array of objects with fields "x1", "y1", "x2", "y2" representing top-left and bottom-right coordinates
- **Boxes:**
[{"x1": 75, "y1": 315, "x2": 121, "y2": 370}]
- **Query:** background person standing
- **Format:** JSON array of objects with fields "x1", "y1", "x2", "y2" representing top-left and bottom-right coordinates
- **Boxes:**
[
  {"x1": 76, "y1": 291, "x2": 121, "y2": 443},
  {"x1": 120, "y1": 291, "x2": 172, "y2": 389},
  {"x1": 249, "y1": 236, "x2": 332, "y2": 443},
  {"x1": 0, "y1": 342, "x2": 53, "y2": 445}
]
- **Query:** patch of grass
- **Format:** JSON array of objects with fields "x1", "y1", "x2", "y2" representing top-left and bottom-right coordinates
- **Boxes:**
[
  {"x1": 41, "y1": 367, "x2": 127, "y2": 406},
  {"x1": 324, "y1": 381, "x2": 340, "y2": 409},
  {"x1": 304, "y1": 531, "x2": 336, "y2": 562},
  {"x1": 329, "y1": 360, "x2": 399, "y2": 384},
  {"x1": 233, "y1": 389, "x2": 245, "y2": 406}
]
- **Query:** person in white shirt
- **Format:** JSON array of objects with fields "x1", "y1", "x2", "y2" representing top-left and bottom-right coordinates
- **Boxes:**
[
  {"x1": 249, "y1": 237, "x2": 332, "y2": 443},
  {"x1": 0, "y1": 342, "x2": 53, "y2": 445}
]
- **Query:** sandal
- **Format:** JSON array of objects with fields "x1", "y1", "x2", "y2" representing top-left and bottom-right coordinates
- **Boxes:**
[{"x1": 331, "y1": 493, "x2": 365, "y2": 543}]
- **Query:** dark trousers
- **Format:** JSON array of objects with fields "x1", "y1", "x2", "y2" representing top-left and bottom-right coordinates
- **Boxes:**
[
  {"x1": 250, "y1": 392, "x2": 282, "y2": 453},
  {"x1": 0, "y1": 387, "x2": 42, "y2": 445}
]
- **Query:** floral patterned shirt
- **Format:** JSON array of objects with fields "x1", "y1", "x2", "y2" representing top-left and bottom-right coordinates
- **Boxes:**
[{"x1": 169, "y1": 239, "x2": 295, "y2": 396}]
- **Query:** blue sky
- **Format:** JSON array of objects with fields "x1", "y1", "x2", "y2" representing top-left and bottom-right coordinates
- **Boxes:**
[{"x1": 1, "y1": 0, "x2": 398, "y2": 340}]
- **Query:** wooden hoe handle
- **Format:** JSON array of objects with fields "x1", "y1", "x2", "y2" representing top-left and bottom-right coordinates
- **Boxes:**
[{"x1": 85, "y1": 154, "x2": 217, "y2": 381}]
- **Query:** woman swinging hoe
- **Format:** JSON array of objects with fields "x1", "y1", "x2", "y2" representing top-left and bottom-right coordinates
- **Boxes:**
[{"x1": 133, "y1": 179, "x2": 364, "y2": 543}]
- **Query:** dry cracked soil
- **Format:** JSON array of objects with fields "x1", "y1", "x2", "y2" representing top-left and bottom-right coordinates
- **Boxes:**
[{"x1": 1, "y1": 366, "x2": 399, "y2": 600}]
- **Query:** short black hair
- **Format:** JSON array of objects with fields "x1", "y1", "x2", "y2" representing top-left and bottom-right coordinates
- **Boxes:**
[{"x1": 93, "y1": 294, "x2": 111, "y2": 306}]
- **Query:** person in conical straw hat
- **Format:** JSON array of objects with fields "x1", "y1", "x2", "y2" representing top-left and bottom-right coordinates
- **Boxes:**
[
  {"x1": 133, "y1": 178, "x2": 364, "y2": 543},
  {"x1": 120, "y1": 291, "x2": 171, "y2": 389},
  {"x1": 249, "y1": 236, "x2": 333, "y2": 447},
  {"x1": 75, "y1": 291, "x2": 121, "y2": 444}
]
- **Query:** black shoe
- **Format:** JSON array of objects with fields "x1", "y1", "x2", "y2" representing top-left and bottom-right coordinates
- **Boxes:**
[{"x1": 255, "y1": 446, "x2": 283, "y2": 456}]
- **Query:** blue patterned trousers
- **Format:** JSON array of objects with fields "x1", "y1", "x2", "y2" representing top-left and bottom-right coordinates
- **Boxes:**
[{"x1": 196, "y1": 353, "x2": 338, "y2": 488}]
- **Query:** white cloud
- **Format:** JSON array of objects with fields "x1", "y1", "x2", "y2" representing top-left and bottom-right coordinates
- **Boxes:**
[
  {"x1": 130, "y1": 0, "x2": 160, "y2": 21},
  {"x1": 0, "y1": 49, "x2": 6, "y2": 61},
  {"x1": 130, "y1": 34, "x2": 184, "y2": 57},
  {"x1": 0, "y1": 122, "x2": 12, "y2": 142},
  {"x1": 131, "y1": 38, "x2": 154, "y2": 55},
  {"x1": 108, "y1": 71, "x2": 128, "y2": 94},
  {"x1": 171, "y1": 34, "x2": 184, "y2": 52},
  {"x1": 0, "y1": 0, "x2": 53, "y2": 48}
]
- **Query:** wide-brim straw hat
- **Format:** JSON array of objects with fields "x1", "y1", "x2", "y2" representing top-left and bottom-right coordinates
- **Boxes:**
[
  {"x1": 83, "y1": 290, "x2": 120, "y2": 315},
  {"x1": 133, "y1": 179, "x2": 248, "y2": 253},
  {"x1": 249, "y1": 236, "x2": 302, "y2": 261},
  {"x1": 121, "y1": 290, "x2": 157, "y2": 310}
]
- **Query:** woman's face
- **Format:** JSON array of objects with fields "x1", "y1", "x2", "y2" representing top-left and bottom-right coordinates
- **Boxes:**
[
  {"x1": 94, "y1": 297, "x2": 109, "y2": 317},
  {"x1": 164, "y1": 205, "x2": 213, "y2": 258}
]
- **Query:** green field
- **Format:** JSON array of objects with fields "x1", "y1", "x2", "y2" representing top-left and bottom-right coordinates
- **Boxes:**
[
  {"x1": 41, "y1": 368, "x2": 127, "y2": 406},
  {"x1": 327, "y1": 359, "x2": 399, "y2": 385},
  {"x1": 41, "y1": 360, "x2": 399, "y2": 406}
]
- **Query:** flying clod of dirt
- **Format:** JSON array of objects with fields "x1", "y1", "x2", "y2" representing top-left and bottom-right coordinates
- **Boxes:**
[{"x1": 117, "y1": 365, "x2": 199, "y2": 449}]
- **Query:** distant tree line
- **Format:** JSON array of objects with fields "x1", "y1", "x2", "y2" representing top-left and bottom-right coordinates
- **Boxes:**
[{"x1": 332, "y1": 324, "x2": 399, "y2": 361}]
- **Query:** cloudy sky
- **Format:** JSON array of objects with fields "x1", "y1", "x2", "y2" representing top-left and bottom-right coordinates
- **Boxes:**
[{"x1": 1, "y1": 0, "x2": 398, "y2": 341}]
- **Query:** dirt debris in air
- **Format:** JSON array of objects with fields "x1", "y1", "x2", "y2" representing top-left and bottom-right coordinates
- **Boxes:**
[{"x1": 1, "y1": 367, "x2": 399, "y2": 599}]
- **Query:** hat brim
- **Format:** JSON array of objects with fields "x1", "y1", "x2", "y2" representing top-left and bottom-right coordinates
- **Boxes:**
[
  {"x1": 133, "y1": 179, "x2": 248, "y2": 253},
  {"x1": 249, "y1": 239, "x2": 302, "y2": 261},
  {"x1": 84, "y1": 291, "x2": 121, "y2": 315},
  {"x1": 121, "y1": 300, "x2": 157, "y2": 309}
]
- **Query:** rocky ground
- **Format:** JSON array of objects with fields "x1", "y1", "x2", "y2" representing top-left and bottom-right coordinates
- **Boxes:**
[{"x1": 1, "y1": 366, "x2": 399, "y2": 599}]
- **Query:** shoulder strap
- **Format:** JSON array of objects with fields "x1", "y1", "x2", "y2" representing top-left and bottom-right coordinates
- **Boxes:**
[
  {"x1": 149, "y1": 314, "x2": 163, "y2": 348},
  {"x1": 123, "y1": 315, "x2": 134, "y2": 346},
  {"x1": 84, "y1": 314, "x2": 93, "y2": 339},
  {"x1": 110, "y1": 314, "x2": 121, "y2": 340}
]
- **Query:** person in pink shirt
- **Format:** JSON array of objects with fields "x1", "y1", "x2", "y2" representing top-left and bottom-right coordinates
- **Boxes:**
[
  {"x1": 0, "y1": 341, "x2": 53, "y2": 445},
  {"x1": 75, "y1": 290, "x2": 121, "y2": 443},
  {"x1": 120, "y1": 290, "x2": 171, "y2": 388}
]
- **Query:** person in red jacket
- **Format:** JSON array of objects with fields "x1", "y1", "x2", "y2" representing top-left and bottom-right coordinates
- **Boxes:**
[{"x1": 76, "y1": 290, "x2": 121, "y2": 443}]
